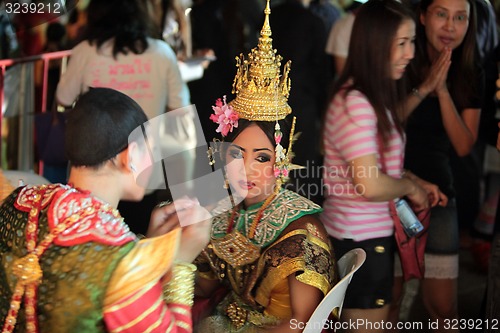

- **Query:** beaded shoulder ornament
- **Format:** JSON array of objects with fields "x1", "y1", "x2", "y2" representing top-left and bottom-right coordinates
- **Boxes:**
[{"x1": 208, "y1": 0, "x2": 299, "y2": 193}]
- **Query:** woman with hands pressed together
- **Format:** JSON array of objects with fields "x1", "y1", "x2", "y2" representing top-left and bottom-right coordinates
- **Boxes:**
[
  {"x1": 393, "y1": 0, "x2": 481, "y2": 331},
  {"x1": 321, "y1": 1, "x2": 447, "y2": 332}
]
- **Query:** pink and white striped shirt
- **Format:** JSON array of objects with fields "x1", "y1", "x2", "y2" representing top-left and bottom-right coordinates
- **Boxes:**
[{"x1": 320, "y1": 89, "x2": 404, "y2": 241}]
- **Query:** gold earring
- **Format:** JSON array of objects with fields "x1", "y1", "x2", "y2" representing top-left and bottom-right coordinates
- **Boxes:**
[
  {"x1": 223, "y1": 179, "x2": 229, "y2": 189},
  {"x1": 207, "y1": 147, "x2": 215, "y2": 166}
]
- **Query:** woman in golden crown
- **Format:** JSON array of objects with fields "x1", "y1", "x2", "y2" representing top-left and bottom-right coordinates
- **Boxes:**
[{"x1": 192, "y1": 2, "x2": 337, "y2": 332}]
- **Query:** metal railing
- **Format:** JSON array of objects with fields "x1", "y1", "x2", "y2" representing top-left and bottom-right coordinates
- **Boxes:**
[{"x1": 0, "y1": 49, "x2": 71, "y2": 170}]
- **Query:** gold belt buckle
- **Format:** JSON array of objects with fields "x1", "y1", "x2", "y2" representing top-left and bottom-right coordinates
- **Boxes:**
[{"x1": 226, "y1": 302, "x2": 247, "y2": 329}]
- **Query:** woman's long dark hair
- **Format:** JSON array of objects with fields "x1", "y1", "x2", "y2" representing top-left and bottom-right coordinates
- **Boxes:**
[
  {"x1": 331, "y1": 0, "x2": 415, "y2": 144},
  {"x1": 84, "y1": 0, "x2": 155, "y2": 58},
  {"x1": 409, "y1": 0, "x2": 479, "y2": 110}
]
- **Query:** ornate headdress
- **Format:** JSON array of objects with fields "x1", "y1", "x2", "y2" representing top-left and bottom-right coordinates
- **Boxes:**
[
  {"x1": 209, "y1": 0, "x2": 297, "y2": 192},
  {"x1": 229, "y1": 0, "x2": 291, "y2": 121}
]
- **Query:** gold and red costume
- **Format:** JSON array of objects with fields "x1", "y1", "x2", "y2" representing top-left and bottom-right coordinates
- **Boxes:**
[
  {"x1": 194, "y1": 189, "x2": 336, "y2": 332},
  {"x1": 0, "y1": 184, "x2": 195, "y2": 333},
  {"x1": 195, "y1": 0, "x2": 337, "y2": 330}
]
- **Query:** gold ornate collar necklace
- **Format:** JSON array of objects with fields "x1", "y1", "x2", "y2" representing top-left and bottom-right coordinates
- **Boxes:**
[{"x1": 226, "y1": 193, "x2": 276, "y2": 239}]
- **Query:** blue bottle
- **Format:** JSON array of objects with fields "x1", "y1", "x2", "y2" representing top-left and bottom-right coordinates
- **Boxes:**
[{"x1": 395, "y1": 199, "x2": 424, "y2": 237}]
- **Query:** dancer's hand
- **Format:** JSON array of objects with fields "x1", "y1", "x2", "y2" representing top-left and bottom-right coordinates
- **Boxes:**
[
  {"x1": 176, "y1": 201, "x2": 212, "y2": 263},
  {"x1": 147, "y1": 198, "x2": 200, "y2": 237}
]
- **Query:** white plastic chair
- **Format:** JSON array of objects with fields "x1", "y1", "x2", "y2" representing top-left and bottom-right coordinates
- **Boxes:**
[{"x1": 303, "y1": 248, "x2": 366, "y2": 333}]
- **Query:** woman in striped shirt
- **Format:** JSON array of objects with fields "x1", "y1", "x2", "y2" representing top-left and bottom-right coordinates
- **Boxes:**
[{"x1": 320, "y1": 1, "x2": 446, "y2": 331}]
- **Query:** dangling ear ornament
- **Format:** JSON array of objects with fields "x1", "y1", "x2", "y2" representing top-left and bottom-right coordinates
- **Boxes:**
[{"x1": 274, "y1": 122, "x2": 287, "y2": 178}]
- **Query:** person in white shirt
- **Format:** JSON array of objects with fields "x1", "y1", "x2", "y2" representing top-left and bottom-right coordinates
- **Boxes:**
[
  {"x1": 57, "y1": 0, "x2": 190, "y2": 119},
  {"x1": 325, "y1": 10, "x2": 355, "y2": 74},
  {"x1": 56, "y1": 0, "x2": 193, "y2": 236}
]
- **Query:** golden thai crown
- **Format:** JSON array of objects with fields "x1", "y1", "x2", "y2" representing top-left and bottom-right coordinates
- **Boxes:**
[
  {"x1": 209, "y1": 0, "x2": 299, "y2": 193},
  {"x1": 229, "y1": 0, "x2": 292, "y2": 121}
]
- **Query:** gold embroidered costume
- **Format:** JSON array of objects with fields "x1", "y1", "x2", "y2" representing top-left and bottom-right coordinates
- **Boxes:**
[
  {"x1": 196, "y1": 1, "x2": 337, "y2": 331},
  {"x1": 0, "y1": 185, "x2": 195, "y2": 333},
  {"x1": 195, "y1": 190, "x2": 336, "y2": 332}
]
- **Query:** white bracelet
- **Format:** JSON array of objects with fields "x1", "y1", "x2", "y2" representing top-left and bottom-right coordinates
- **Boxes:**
[
  {"x1": 155, "y1": 200, "x2": 172, "y2": 209},
  {"x1": 411, "y1": 88, "x2": 424, "y2": 101}
]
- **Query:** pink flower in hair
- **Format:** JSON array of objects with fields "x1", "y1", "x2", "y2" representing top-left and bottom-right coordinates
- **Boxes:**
[
  {"x1": 274, "y1": 167, "x2": 281, "y2": 178},
  {"x1": 210, "y1": 96, "x2": 239, "y2": 137},
  {"x1": 274, "y1": 166, "x2": 289, "y2": 178}
]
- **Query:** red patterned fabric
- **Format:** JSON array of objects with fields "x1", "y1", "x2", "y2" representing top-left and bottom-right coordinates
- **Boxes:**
[
  {"x1": 14, "y1": 184, "x2": 61, "y2": 211},
  {"x1": 104, "y1": 282, "x2": 192, "y2": 333},
  {"x1": 15, "y1": 184, "x2": 136, "y2": 247}
]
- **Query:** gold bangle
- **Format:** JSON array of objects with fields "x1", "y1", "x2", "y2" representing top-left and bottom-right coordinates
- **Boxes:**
[
  {"x1": 174, "y1": 262, "x2": 197, "y2": 273},
  {"x1": 162, "y1": 262, "x2": 196, "y2": 306}
]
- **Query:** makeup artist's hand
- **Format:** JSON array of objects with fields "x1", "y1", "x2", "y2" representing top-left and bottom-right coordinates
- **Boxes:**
[
  {"x1": 147, "y1": 198, "x2": 212, "y2": 263},
  {"x1": 147, "y1": 198, "x2": 196, "y2": 237}
]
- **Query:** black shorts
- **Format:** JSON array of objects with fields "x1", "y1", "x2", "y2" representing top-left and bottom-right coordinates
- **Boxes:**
[{"x1": 330, "y1": 236, "x2": 394, "y2": 309}]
